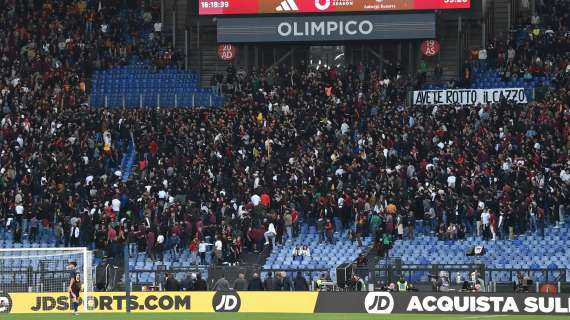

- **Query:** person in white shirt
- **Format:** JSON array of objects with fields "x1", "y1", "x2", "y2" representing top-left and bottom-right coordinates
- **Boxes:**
[
  {"x1": 264, "y1": 138, "x2": 274, "y2": 159},
  {"x1": 497, "y1": 212, "x2": 505, "y2": 240},
  {"x1": 264, "y1": 222, "x2": 276, "y2": 246},
  {"x1": 251, "y1": 194, "x2": 261, "y2": 206},
  {"x1": 15, "y1": 204, "x2": 25, "y2": 234},
  {"x1": 214, "y1": 236, "x2": 223, "y2": 264},
  {"x1": 340, "y1": 122, "x2": 349, "y2": 135},
  {"x1": 301, "y1": 245, "x2": 311, "y2": 258},
  {"x1": 154, "y1": 22, "x2": 162, "y2": 33},
  {"x1": 481, "y1": 209, "x2": 490, "y2": 240},
  {"x1": 15, "y1": 204, "x2": 24, "y2": 216},
  {"x1": 111, "y1": 198, "x2": 121, "y2": 214},
  {"x1": 198, "y1": 240, "x2": 209, "y2": 265},
  {"x1": 478, "y1": 48, "x2": 487, "y2": 61},
  {"x1": 70, "y1": 222, "x2": 80, "y2": 247},
  {"x1": 156, "y1": 234, "x2": 165, "y2": 261},
  {"x1": 292, "y1": 245, "x2": 303, "y2": 260}
]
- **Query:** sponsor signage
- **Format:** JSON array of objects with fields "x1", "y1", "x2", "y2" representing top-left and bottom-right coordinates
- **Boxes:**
[
  {"x1": 420, "y1": 40, "x2": 440, "y2": 56},
  {"x1": 314, "y1": 293, "x2": 570, "y2": 315},
  {"x1": 4, "y1": 291, "x2": 570, "y2": 315},
  {"x1": 199, "y1": 0, "x2": 471, "y2": 15},
  {"x1": 5, "y1": 292, "x2": 210, "y2": 314},
  {"x1": 217, "y1": 44, "x2": 237, "y2": 61},
  {"x1": 0, "y1": 293, "x2": 12, "y2": 313},
  {"x1": 212, "y1": 292, "x2": 241, "y2": 312},
  {"x1": 364, "y1": 292, "x2": 395, "y2": 314},
  {"x1": 412, "y1": 88, "x2": 528, "y2": 106},
  {"x1": 3, "y1": 292, "x2": 318, "y2": 314},
  {"x1": 217, "y1": 14, "x2": 436, "y2": 43}
]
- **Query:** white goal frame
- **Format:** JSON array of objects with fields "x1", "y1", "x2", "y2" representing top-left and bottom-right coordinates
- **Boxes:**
[{"x1": 0, "y1": 247, "x2": 93, "y2": 312}]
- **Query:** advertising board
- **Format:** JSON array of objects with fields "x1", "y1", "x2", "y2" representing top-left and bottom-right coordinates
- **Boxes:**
[
  {"x1": 217, "y1": 13, "x2": 436, "y2": 43},
  {"x1": 199, "y1": 0, "x2": 471, "y2": 15}
]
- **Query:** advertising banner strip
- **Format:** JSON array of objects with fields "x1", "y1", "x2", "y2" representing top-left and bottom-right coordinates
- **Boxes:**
[
  {"x1": 217, "y1": 14, "x2": 436, "y2": 43},
  {"x1": 199, "y1": 0, "x2": 471, "y2": 15},
  {"x1": 4, "y1": 292, "x2": 213, "y2": 314},
  {"x1": 315, "y1": 292, "x2": 570, "y2": 315},
  {"x1": 4, "y1": 291, "x2": 569, "y2": 315},
  {"x1": 2, "y1": 292, "x2": 319, "y2": 314},
  {"x1": 412, "y1": 88, "x2": 529, "y2": 106}
]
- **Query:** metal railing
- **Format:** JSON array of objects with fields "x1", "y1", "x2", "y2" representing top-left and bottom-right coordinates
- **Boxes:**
[
  {"x1": 0, "y1": 265, "x2": 71, "y2": 293},
  {"x1": 366, "y1": 262, "x2": 567, "y2": 286},
  {"x1": 88, "y1": 93, "x2": 225, "y2": 108},
  {"x1": 127, "y1": 265, "x2": 329, "y2": 287}
]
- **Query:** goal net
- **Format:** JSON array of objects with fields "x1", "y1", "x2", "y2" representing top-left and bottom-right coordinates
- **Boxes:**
[{"x1": 0, "y1": 247, "x2": 93, "y2": 312}]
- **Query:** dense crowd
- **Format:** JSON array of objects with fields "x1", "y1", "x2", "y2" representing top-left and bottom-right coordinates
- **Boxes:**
[
  {"x1": 466, "y1": 0, "x2": 570, "y2": 92},
  {"x1": 0, "y1": 0, "x2": 568, "y2": 268},
  {"x1": 0, "y1": 0, "x2": 174, "y2": 114}
]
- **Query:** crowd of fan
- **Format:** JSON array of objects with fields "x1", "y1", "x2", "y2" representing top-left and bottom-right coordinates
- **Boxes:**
[
  {"x1": 0, "y1": 0, "x2": 175, "y2": 114},
  {"x1": 464, "y1": 0, "x2": 570, "y2": 90},
  {"x1": 0, "y1": 0, "x2": 568, "y2": 267}
]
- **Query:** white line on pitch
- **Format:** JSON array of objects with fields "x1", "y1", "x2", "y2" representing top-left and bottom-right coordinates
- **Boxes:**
[{"x1": 463, "y1": 316, "x2": 509, "y2": 319}]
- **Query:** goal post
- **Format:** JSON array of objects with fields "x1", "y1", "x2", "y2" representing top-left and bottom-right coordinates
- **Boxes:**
[{"x1": 0, "y1": 247, "x2": 93, "y2": 312}]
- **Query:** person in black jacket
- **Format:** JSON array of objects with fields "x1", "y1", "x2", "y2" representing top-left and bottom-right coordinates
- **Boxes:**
[
  {"x1": 263, "y1": 272, "x2": 275, "y2": 291},
  {"x1": 293, "y1": 272, "x2": 309, "y2": 291},
  {"x1": 281, "y1": 272, "x2": 293, "y2": 291},
  {"x1": 193, "y1": 273, "x2": 208, "y2": 291},
  {"x1": 271, "y1": 272, "x2": 282, "y2": 291},
  {"x1": 164, "y1": 273, "x2": 180, "y2": 291},
  {"x1": 248, "y1": 273, "x2": 264, "y2": 291},
  {"x1": 180, "y1": 273, "x2": 195, "y2": 291},
  {"x1": 233, "y1": 273, "x2": 248, "y2": 291}
]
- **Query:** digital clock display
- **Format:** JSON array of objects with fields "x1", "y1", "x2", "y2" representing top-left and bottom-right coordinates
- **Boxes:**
[{"x1": 200, "y1": 1, "x2": 229, "y2": 9}]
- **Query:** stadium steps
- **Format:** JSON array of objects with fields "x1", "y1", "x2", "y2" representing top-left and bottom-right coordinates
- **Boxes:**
[
  {"x1": 189, "y1": 26, "x2": 223, "y2": 88},
  {"x1": 467, "y1": 20, "x2": 483, "y2": 53},
  {"x1": 438, "y1": 19, "x2": 460, "y2": 81},
  {"x1": 162, "y1": 0, "x2": 190, "y2": 51},
  {"x1": 492, "y1": 0, "x2": 511, "y2": 39}
]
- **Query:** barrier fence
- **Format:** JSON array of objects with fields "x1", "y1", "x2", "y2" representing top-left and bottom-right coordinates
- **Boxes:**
[
  {"x1": 89, "y1": 93, "x2": 225, "y2": 108},
  {"x1": 127, "y1": 266, "x2": 330, "y2": 291},
  {"x1": 1, "y1": 291, "x2": 570, "y2": 315},
  {"x1": 371, "y1": 263, "x2": 566, "y2": 285}
]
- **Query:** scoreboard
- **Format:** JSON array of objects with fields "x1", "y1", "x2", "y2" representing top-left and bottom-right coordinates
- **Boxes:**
[{"x1": 199, "y1": 0, "x2": 470, "y2": 15}]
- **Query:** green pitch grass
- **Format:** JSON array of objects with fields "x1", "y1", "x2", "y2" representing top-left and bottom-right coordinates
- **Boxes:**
[{"x1": 3, "y1": 314, "x2": 568, "y2": 320}]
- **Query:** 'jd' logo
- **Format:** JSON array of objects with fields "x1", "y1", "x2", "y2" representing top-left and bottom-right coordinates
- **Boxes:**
[
  {"x1": 364, "y1": 292, "x2": 394, "y2": 314},
  {"x1": 212, "y1": 292, "x2": 241, "y2": 312},
  {"x1": 0, "y1": 294, "x2": 12, "y2": 313}
]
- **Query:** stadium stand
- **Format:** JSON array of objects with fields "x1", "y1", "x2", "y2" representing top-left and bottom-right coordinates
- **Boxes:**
[
  {"x1": 90, "y1": 62, "x2": 223, "y2": 108},
  {"x1": 0, "y1": 0, "x2": 568, "y2": 293}
]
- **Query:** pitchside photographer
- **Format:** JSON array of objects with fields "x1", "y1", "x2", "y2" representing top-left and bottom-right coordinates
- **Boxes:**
[
  {"x1": 348, "y1": 275, "x2": 366, "y2": 292},
  {"x1": 514, "y1": 271, "x2": 533, "y2": 293}
]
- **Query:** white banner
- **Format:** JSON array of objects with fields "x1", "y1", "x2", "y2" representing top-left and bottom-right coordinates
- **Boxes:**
[{"x1": 412, "y1": 88, "x2": 528, "y2": 106}]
